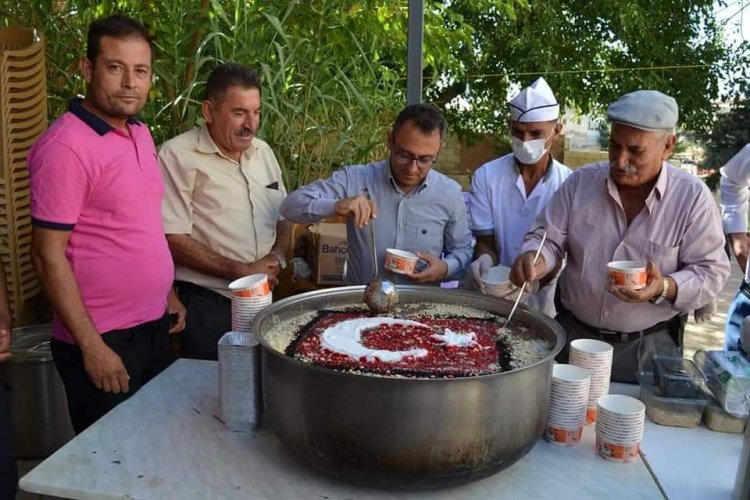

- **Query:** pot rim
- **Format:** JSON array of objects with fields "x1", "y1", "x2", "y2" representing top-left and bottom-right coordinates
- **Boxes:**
[{"x1": 252, "y1": 285, "x2": 565, "y2": 382}]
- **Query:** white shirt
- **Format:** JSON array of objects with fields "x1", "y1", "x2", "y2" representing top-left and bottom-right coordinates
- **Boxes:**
[
  {"x1": 720, "y1": 144, "x2": 750, "y2": 280},
  {"x1": 469, "y1": 153, "x2": 572, "y2": 315}
]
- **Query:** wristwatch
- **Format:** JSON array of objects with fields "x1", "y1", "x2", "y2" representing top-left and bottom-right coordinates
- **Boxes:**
[
  {"x1": 650, "y1": 277, "x2": 669, "y2": 304},
  {"x1": 270, "y1": 250, "x2": 287, "y2": 270}
]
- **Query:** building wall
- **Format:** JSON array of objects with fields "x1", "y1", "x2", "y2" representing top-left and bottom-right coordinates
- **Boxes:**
[{"x1": 561, "y1": 149, "x2": 608, "y2": 169}]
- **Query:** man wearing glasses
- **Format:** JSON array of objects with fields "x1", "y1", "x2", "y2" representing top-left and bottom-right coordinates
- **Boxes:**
[{"x1": 280, "y1": 104, "x2": 473, "y2": 285}]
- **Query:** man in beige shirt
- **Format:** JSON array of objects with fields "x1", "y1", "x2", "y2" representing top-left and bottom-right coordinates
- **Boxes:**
[
  {"x1": 160, "y1": 63, "x2": 291, "y2": 360},
  {"x1": 511, "y1": 90, "x2": 730, "y2": 382}
]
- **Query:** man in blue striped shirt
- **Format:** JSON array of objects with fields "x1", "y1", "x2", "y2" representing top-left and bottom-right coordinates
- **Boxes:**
[{"x1": 280, "y1": 104, "x2": 473, "y2": 286}]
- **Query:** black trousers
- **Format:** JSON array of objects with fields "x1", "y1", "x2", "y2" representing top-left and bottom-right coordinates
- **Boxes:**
[
  {"x1": 175, "y1": 281, "x2": 231, "y2": 361},
  {"x1": 0, "y1": 373, "x2": 17, "y2": 500},
  {"x1": 51, "y1": 314, "x2": 173, "y2": 434},
  {"x1": 555, "y1": 311, "x2": 682, "y2": 383}
]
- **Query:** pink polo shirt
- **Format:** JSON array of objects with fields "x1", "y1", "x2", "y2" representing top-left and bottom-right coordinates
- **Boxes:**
[{"x1": 28, "y1": 99, "x2": 174, "y2": 343}]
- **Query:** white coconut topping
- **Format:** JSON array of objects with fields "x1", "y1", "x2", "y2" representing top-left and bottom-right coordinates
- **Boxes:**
[
  {"x1": 431, "y1": 328, "x2": 478, "y2": 347},
  {"x1": 320, "y1": 317, "x2": 428, "y2": 362}
]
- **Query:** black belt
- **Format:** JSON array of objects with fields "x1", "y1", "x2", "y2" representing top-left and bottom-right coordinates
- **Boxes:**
[
  {"x1": 572, "y1": 314, "x2": 677, "y2": 344},
  {"x1": 740, "y1": 280, "x2": 750, "y2": 299},
  {"x1": 175, "y1": 280, "x2": 230, "y2": 305}
]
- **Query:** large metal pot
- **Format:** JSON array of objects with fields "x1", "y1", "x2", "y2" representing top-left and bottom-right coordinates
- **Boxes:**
[
  {"x1": 0, "y1": 325, "x2": 74, "y2": 458},
  {"x1": 252, "y1": 286, "x2": 565, "y2": 488}
]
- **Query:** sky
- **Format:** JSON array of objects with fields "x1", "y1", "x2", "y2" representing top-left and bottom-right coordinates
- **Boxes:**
[{"x1": 717, "y1": 0, "x2": 750, "y2": 46}]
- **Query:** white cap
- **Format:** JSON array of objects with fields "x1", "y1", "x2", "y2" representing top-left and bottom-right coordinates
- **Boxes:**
[{"x1": 508, "y1": 77, "x2": 560, "y2": 122}]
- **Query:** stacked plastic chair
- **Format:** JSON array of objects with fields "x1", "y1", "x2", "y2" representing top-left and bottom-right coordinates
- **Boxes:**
[{"x1": 0, "y1": 27, "x2": 46, "y2": 320}]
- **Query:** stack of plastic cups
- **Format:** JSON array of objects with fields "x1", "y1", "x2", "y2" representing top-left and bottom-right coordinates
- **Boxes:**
[
  {"x1": 595, "y1": 394, "x2": 645, "y2": 463},
  {"x1": 545, "y1": 364, "x2": 591, "y2": 445},
  {"x1": 228, "y1": 274, "x2": 273, "y2": 332},
  {"x1": 569, "y1": 338, "x2": 613, "y2": 424}
]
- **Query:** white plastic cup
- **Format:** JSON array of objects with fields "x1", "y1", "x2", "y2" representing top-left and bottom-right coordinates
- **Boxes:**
[
  {"x1": 384, "y1": 249, "x2": 420, "y2": 274},
  {"x1": 607, "y1": 261, "x2": 647, "y2": 291},
  {"x1": 228, "y1": 274, "x2": 271, "y2": 298}
]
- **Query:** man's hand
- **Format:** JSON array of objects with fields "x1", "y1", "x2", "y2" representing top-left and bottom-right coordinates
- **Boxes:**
[
  {"x1": 81, "y1": 342, "x2": 130, "y2": 394},
  {"x1": 728, "y1": 232, "x2": 750, "y2": 274},
  {"x1": 167, "y1": 288, "x2": 186, "y2": 334},
  {"x1": 237, "y1": 254, "x2": 282, "y2": 286},
  {"x1": 334, "y1": 195, "x2": 377, "y2": 228},
  {"x1": 409, "y1": 253, "x2": 448, "y2": 283},
  {"x1": 510, "y1": 252, "x2": 547, "y2": 288},
  {"x1": 469, "y1": 254, "x2": 493, "y2": 292},
  {"x1": 0, "y1": 321, "x2": 10, "y2": 363},
  {"x1": 694, "y1": 301, "x2": 716, "y2": 324},
  {"x1": 608, "y1": 260, "x2": 663, "y2": 303}
]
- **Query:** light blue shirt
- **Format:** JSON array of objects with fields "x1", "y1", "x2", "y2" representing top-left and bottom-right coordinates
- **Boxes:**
[{"x1": 280, "y1": 160, "x2": 474, "y2": 285}]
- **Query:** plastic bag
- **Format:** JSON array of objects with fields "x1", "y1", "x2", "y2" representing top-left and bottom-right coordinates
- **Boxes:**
[{"x1": 694, "y1": 350, "x2": 750, "y2": 418}]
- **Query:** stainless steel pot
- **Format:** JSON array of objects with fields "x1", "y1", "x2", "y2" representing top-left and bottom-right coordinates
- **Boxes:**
[
  {"x1": 0, "y1": 324, "x2": 74, "y2": 458},
  {"x1": 252, "y1": 286, "x2": 565, "y2": 488}
]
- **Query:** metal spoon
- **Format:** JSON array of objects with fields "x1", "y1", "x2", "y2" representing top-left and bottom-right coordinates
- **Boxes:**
[
  {"x1": 506, "y1": 229, "x2": 547, "y2": 324},
  {"x1": 361, "y1": 188, "x2": 398, "y2": 313}
]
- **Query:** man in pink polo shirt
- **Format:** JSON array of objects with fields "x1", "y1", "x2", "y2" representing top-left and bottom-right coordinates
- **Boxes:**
[{"x1": 29, "y1": 16, "x2": 185, "y2": 434}]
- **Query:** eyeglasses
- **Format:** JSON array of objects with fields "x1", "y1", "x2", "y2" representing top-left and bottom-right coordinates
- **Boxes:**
[{"x1": 391, "y1": 149, "x2": 438, "y2": 169}]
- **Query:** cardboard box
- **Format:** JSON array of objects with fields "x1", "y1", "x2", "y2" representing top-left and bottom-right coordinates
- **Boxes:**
[{"x1": 308, "y1": 223, "x2": 348, "y2": 285}]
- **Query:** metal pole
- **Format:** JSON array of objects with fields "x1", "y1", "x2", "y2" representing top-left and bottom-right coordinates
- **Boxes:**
[{"x1": 406, "y1": 0, "x2": 424, "y2": 105}]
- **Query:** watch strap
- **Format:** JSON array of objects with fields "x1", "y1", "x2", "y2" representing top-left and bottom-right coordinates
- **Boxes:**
[{"x1": 651, "y1": 277, "x2": 669, "y2": 304}]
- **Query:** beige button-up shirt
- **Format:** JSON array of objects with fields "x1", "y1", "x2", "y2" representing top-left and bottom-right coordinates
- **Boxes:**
[
  {"x1": 159, "y1": 125, "x2": 286, "y2": 296},
  {"x1": 521, "y1": 162, "x2": 730, "y2": 332}
]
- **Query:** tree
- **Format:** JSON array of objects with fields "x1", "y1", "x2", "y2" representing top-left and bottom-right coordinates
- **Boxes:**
[
  {"x1": 2, "y1": 1, "x2": 746, "y2": 188},
  {"x1": 429, "y1": 1, "x2": 748, "y2": 136},
  {"x1": 697, "y1": 99, "x2": 750, "y2": 189}
]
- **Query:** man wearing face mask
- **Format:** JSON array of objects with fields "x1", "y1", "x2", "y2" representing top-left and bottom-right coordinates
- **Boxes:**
[
  {"x1": 468, "y1": 77, "x2": 571, "y2": 316},
  {"x1": 510, "y1": 90, "x2": 729, "y2": 382},
  {"x1": 159, "y1": 63, "x2": 292, "y2": 360}
]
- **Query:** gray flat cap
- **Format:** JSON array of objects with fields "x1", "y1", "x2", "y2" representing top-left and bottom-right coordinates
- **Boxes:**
[{"x1": 606, "y1": 90, "x2": 678, "y2": 131}]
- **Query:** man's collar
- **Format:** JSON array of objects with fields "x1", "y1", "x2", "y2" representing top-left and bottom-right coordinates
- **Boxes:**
[
  {"x1": 385, "y1": 160, "x2": 431, "y2": 194},
  {"x1": 653, "y1": 161, "x2": 668, "y2": 199},
  {"x1": 196, "y1": 124, "x2": 221, "y2": 154},
  {"x1": 605, "y1": 161, "x2": 669, "y2": 206},
  {"x1": 513, "y1": 154, "x2": 554, "y2": 181},
  {"x1": 68, "y1": 98, "x2": 140, "y2": 136}
]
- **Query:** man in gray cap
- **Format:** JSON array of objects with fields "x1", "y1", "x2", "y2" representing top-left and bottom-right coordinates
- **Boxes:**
[{"x1": 510, "y1": 90, "x2": 730, "y2": 382}]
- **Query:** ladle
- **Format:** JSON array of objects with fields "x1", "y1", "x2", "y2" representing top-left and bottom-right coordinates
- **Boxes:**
[
  {"x1": 506, "y1": 229, "x2": 547, "y2": 324},
  {"x1": 361, "y1": 188, "x2": 398, "y2": 313}
]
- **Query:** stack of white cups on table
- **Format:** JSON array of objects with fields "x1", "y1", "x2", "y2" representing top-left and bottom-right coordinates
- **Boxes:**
[
  {"x1": 228, "y1": 273, "x2": 273, "y2": 332},
  {"x1": 544, "y1": 364, "x2": 591, "y2": 445},
  {"x1": 595, "y1": 394, "x2": 645, "y2": 463},
  {"x1": 569, "y1": 338, "x2": 613, "y2": 424}
]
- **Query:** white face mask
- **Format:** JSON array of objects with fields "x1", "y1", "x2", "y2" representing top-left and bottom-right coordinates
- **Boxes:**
[{"x1": 511, "y1": 129, "x2": 554, "y2": 164}]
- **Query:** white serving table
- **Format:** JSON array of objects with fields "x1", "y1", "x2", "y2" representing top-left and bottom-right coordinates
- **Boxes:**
[
  {"x1": 612, "y1": 382, "x2": 742, "y2": 499},
  {"x1": 18, "y1": 359, "x2": 732, "y2": 500}
]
